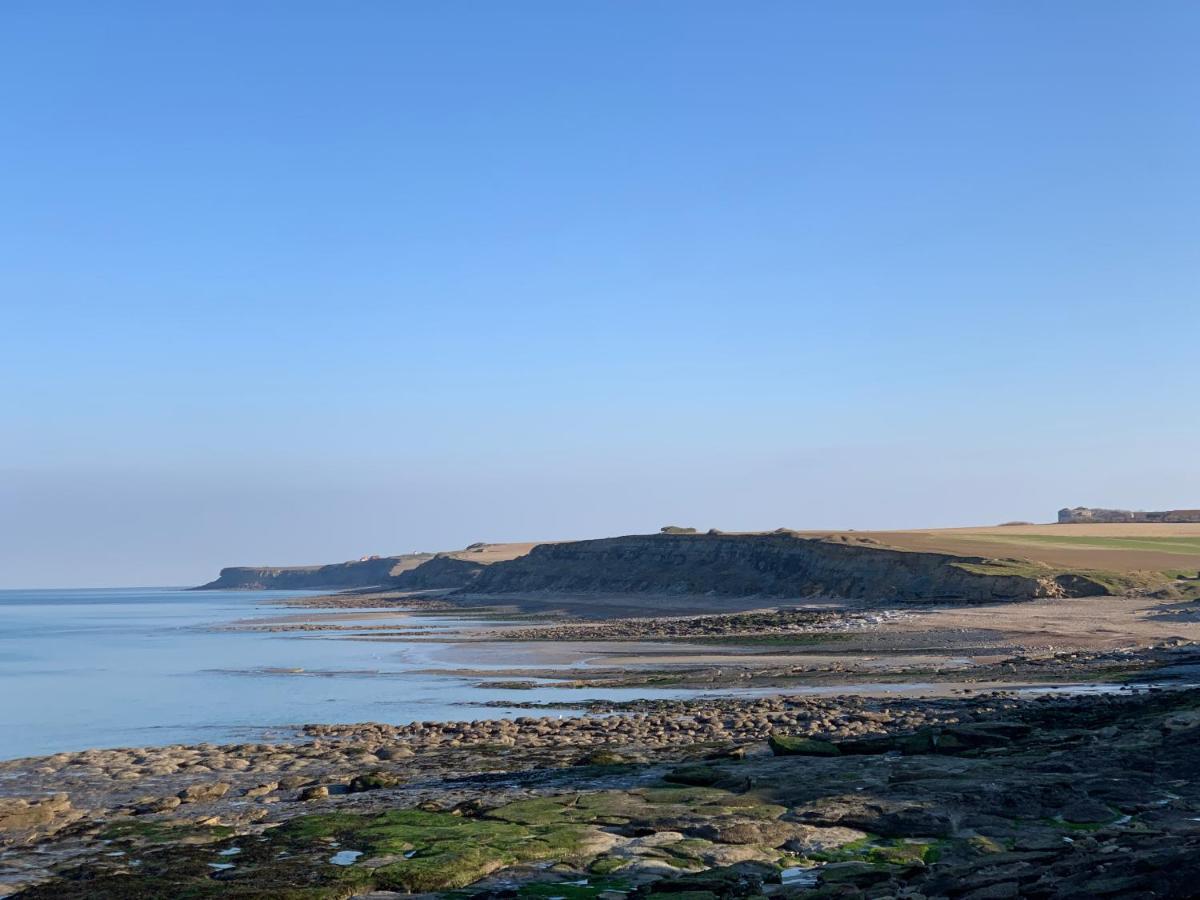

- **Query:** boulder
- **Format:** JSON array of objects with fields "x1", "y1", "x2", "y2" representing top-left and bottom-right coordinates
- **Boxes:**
[
  {"x1": 176, "y1": 782, "x2": 231, "y2": 803},
  {"x1": 767, "y1": 735, "x2": 840, "y2": 757},
  {"x1": 348, "y1": 771, "x2": 404, "y2": 793},
  {"x1": 0, "y1": 794, "x2": 76, "y2": 835}
]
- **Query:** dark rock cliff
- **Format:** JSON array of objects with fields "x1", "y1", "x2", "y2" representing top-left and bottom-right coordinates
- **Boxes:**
[
  {"x1": 194, "y1": 554, "x2": 433, "y2": 591},
  {"x1": 393, "y1": 555, "x2": 486, "y2": 590},
  {"x1": 462, "y1": 532, "x2": 1109, "y2": 602},
  {"x1": 196, "y1": 532, "x2": 1116, "y2": 601}
]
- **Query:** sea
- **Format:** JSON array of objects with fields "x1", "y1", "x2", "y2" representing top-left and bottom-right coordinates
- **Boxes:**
[
  {"x1": 0, "y1": 587, "x2": 692, "y2": 760},
  {"x1": 3, "y1": 588, "x2": 1139, "y2": 762}
]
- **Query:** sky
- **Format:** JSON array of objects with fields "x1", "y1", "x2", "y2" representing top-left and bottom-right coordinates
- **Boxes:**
[{"x1": 2, "y1": 2, "x2": 1198, "y2": 588}]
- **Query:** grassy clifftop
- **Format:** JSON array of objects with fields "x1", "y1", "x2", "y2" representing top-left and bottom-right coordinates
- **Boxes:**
[
  {"x1": 463, "y1": 531, "x2": 1131, "y2": 603},
  {"x1": 195, "y1": 525, "x2": 1196, "y2": 601}
]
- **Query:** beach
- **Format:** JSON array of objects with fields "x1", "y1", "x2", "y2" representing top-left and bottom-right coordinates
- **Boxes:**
[{"x1": 5, "y1": 579, "x2": 1200, "y2": 896}]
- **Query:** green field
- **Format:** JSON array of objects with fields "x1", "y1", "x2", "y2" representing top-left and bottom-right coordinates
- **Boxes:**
[{"x1": 970, "y1": 533, "x2": 1200, "y2": 556}]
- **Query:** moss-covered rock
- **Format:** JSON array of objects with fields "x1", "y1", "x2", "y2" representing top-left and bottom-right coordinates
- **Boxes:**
[
  {"x1": 767, "y1": 735, "x2": 840, "y2": 757},
  {"x1": 346, "y1": 771, "x2": 404, "y2": 792},
  {"x1": 97, "y1": 820, "x2": 235, "y2": 844},
  {"x1": 579, "y1": 749, "x2": 634, "y2": 766}
]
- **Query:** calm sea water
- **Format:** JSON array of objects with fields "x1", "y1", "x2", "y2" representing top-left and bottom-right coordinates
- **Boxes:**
[{"x1": 0, "y1": 587, "x2": 692, "y2": 760}]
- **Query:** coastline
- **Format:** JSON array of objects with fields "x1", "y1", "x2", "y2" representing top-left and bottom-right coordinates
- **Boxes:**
[
  {"x1": 5, "y1": 683, "x2": 1200, "y2": 898},
  {"x1": 6, "y1": 579, "x2": 1200, "y2": 896}
]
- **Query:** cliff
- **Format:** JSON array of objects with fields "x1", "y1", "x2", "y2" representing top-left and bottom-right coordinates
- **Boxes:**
[
  {"x1": 462, "y1": 532, "x2": 1113, "y2": 602},
  {"x1": 195, "y1": 534, "x2": 1119, "y2": 601},
  {"x1": 195, "y1": 554, "x2": 433, "y2": 591},
  {"x1": 392, "y1": 555, "x2": 487, "y2": 590}
]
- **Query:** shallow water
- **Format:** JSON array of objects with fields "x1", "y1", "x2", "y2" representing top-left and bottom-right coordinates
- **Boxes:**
[
  {"x1": 0, "y1": 587, "x2": 758, "y2": 759},
  {"x1": 0, "y1": 587, "x2": 1161, "y2": 760}
]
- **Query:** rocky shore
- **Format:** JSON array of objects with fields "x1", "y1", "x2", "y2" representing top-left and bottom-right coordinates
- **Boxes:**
[
  {"x1": 479, "y1": 609, "x2": 906, "y2": 642},
  {"x1": 5, "y1": 686, "x2": 1200, "y2": 898},
  {"x1": 9, "y1": 556, "x2": 1200, "y2": 898}
]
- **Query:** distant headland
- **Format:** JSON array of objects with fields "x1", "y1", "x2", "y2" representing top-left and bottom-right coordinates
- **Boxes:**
[{"x1": 195, "y1": 515, "x2": 1200, "y2": 603}]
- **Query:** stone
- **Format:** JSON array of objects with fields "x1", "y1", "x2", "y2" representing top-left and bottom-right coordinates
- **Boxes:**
[
  {"x1": 664, "y1": 765, "x2": 724, "y2": 786},
  {"x1": 693, "y1": 820, "x2": 799, "y2": 847},
  {"x1": 782, "y1": 825, "x2": 869, "y2": 853},
  {"x1": 818, "y1": 861, "x2": 890, "y2": 886},
  {"x1": 960, "y1": 882, "x2": 1021, "y2": 900},
  {"x1": 767, "y1": 735, "x2": 840, "y2": 756},
  {"x1": 176, "y1": 782, "x2": 231, "y2": 803},
  {"x1": 348, "y1": 772, "x2": 404, "y2": 792},
  {"x1": 580, "y1": 749, "x2": 631, "y2": 766},
  {"x1": 132, "y1": 795, "x2": 181, "y2": 814},
  {"x1": 0, "y1": 794, "x2": 74, "y2": 834},
  {"x1": 1060, "y1": 799, "x2": 1114, "y2": 824},
  {"x1": 376, "y1": 746, "x2": 415, "y2": 760}
]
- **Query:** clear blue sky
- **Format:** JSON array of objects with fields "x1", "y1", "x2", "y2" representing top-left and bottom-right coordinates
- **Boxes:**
[{"x1": 2, "y1": 2, "x2": 1198, "y2": 587}]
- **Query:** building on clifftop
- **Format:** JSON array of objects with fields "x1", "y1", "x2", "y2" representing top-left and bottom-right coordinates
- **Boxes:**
[{"x1": 1058, "y1": 507, "x2": 1200, "y2": 524}]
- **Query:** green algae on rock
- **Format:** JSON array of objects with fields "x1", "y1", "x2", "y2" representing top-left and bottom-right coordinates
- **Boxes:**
[{"x1": 767, "y1": 735, "x2": 841, "y2": 756}]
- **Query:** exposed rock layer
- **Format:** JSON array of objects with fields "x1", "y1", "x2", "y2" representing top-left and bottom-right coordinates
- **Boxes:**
[
  {"x1": 392, "y1": 555, "x2": 486, "y2": 590},
  {"x1": 464, "y1": 532, "x2": 1108, "y2": 602},
  {"x1": 197, "y1": 532, "x2": 1116, "y2": 601},
  {"x1": 195, "y1": 554, "x2": 432, "y2": 590}
]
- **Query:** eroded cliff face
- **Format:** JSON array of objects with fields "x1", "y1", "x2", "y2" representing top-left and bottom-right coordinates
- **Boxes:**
[
  {"x1": 392, "y1": 555, "x2": 486, "y2": 590},
  {"x1": 195, "y1": 533, "x2": 1115, "y2": 601},
  {"x1": 463, "y1": 532, "x2": 1110, "y2": 602},
  {"x1": 195, "y1": 554, "x2": 433, "y2": 591}
]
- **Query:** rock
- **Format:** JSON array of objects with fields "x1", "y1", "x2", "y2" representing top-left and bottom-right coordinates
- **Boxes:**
[
  {"x1": 781, "y1": 825, "x2": 869, "y2": 853},
  {"x1": 0, "y1": 794, "x2": 76, "y2": 836},
  {"x1": 348, "y1": 772, "x2": 404, "y2": 792},
  {"x1": 176, "y1": 782, "x2": 231, "y2": 803},
  {"x1": 818, "y1": 861, "x2": 890, "y2": 886},
  {"x1": 692, "y1": 820, "x2": 799, "y2": 847},
  {"x1": 705, "y1": 745, "x2": 747, "y2": 760},
  {"x1": 464, "y1": 532, "x2": 1092, "y2": 602},
  {"x1": 767, "y1": 735, "x2": 840, "y2": 756},
  {"x1": 133, "y1": 795, "x2": 181, "y2": 814},
  {"x1": 375, "y1": 746, "x2": 415, "y2": 760},
  {"x1": 639, "y1": 861, "x2": 775, "y2": 895},
  {"x1": 874, "y1": 807, "x2": 956, "y2": 837},
  {"x1": 894, "y1": 729, "x2": 940, "y2": 755},
  {"x1": 664, "y1": 765, "x2": 724, "y2": 786},
  {"x1": 1060, "y1": 799, "x2": 1114, "y2": 824},
  {"x1": 696, "y1": 844, "x2": 775, "y2": 866},
  {"x1": 197, "y1": 554, "x2": 435, "y2": 591},
  {"x1": 579, "y1": 749, "x2": 630, "y2": 766},
  {"x1": 960, "y1": 882, "x2": 1021, "y2": 900},
  {"x1": 299, "y1": 785, "x2": 330, "y2": 801},
  {"x1": 243, "y1": 782, "x2": 279, "y2": 798},
  {"x1": 936, "y1": 722, "x2": 1026, "y2": 751}
]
